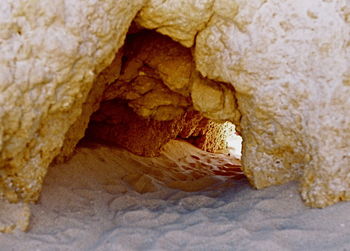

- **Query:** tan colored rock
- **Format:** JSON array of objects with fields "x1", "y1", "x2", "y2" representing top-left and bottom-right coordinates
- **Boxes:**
[
  {"x1": 117, "y1": 31, "x2": 194, "y2": 95},
  {"x1": 135, "y1": 0, "x2": 349, "y2": 208},
  {"x1": 135, "y1": 0, "x2": 214, "y2": 47},
  {"x1": 194, "y1": 0, "x2": 350, "y2": 207},
  {"x1": 86, "y1": 99, "x2": 230, "y2": 156},
  {"x1": 104, "y1": 73, "x2": 190, "y2": 121},
  {"x1": 86, "y1": 99, "x2": 190, "y2": 156},
  {"x1": 181, "y1": 120, "x2": 234, "y2": 154},
  {"x1": 103, "y1": 31, "x2": 194, "y2": 121},
  {"x1": 54, "y1": 50, "x2": 124, "y2": 163},
  {"x1": 191, "y1": 72, "x2": 240, "y2": 124},
  {"x1": 0, "y1": 0, "x2": 145, "y2": 203},
  {"x1": 0, "y1": 0, "x2": 347, "y2": 215},
  {"x1": 103, "y1": 31, "x2": 240, "y2": 123}
]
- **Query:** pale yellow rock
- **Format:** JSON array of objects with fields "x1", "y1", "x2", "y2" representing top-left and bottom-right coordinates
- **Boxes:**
[
  {"x1": 102, "y1": 31, "x2": 193, "y2": 121},
  {"x1": 55, "y1": 50, "x2": 124, "y2": 163},
  {"x1": 191, "y1": 72, "x2": 240, "y2": 124},
  {"x1": 136, "y1": 0, "x2": 215, "y2": 47},
  {"x1": 0, "y1": 0, "x2": 145, "y2": 203},
  {"x1": 134, "y1": 0, "x2": 350, "y2": 208},
  {"x1": 120, "y1": 31, "x2": 194, "y2": 96},
  {"x1": 0, "y1": 0, "x2": 348, "y2": 225},
  {"x1": 102, "y1": 31, "x2": 239, "y2": 122},
  {"x1": 194, "y1": 0, "x2": 350, "y2": 207}
]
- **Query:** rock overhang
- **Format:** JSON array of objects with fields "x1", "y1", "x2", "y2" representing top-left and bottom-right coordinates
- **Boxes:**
[{"x1": 0, "y1": 0, "x2": 349, "y2": 233}]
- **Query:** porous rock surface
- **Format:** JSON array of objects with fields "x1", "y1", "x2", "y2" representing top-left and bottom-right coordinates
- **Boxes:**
[
  {"x1": 54, "y1": 50, "x2": 124, "y2": 163},
  {"x1": 195, "y1": 0, "x2": 350, "y2": 208},
  {"x1": 135, "y1": 0, "x2": 215, "y2": 47},
  {"x1": 86, "y1": 99, "x2": 230, "y2": 157},
  {"x1": 180, "y1": 119, "x2": 235, "y2": 154},
  {"x1": 103, "y1": 31, "x2": 239, "y2": 122},
  {"x1": 85, "y1": 30, "x2": 238, "y2": 158},
  {"x1": 0, "y1": 0, "x2": 349, "y2": 233},
  {"x1": 0, "y1": 0, "x2": 145, "y2": 205},
  {"x1": 137, "y1": 0, "x2": 350, "y2": 207}
]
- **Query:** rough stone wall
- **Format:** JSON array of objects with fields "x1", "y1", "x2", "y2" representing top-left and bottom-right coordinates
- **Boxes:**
[
  {"x1": 84, "y1": 31, "x2": 238, "y2": 158},
  {"x1": 0, "y1": 0, "x2": 349, "y2": 212},
  {"x1": 0, "y1": 4, "x2": 240, "y2": 208},
  {"x1": 180, "y1": 119, "x2": 233, "y2": 154},
  {"x1": 135, "y1": 0, "x2": 215, "y2": 47},
  {"x1": 196, "y1": 0, "x2": 350, "y2": 208},
  {"x1": 0, "y1": 0, "x2": 145, "y2": 203},
  {"x1": 86, "y1": 99, "x2": 228, "y2": 157},
  {"x1": 137, "y1": 0, "x2": 350, "y2": 207},
  {"x1": 54, "y1": 50, "x2": 124, "y2": 163},
  {"x1": 103, "y1": 31, "x2": 240, "y2": 123}
]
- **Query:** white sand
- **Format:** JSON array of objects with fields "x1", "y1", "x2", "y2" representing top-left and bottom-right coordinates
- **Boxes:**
[{"x1": 1, "y1": 140, "x2": 350, "y2": 250}]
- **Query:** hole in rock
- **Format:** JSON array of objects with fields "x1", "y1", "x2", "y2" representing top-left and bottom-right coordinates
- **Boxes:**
[
  {"x1": 77, "y1": 29, "x2": 244, "y2": 193},
  {"x1": 80, "y1": 100, "x2": 243, "y2": 193},
  {"x1": 0, "y1": 28, "x2": 246, "y2": 235}
]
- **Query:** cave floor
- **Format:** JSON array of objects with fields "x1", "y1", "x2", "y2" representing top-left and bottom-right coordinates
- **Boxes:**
[{"x1": 1, "y1": 140, "x2": 350, "y2": 250}]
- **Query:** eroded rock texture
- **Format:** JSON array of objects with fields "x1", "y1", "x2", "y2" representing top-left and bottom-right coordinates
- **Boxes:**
[
  {"x1": 196, "y1": 0, "x2": 350, "y2": 208},
  {"x1": 85, "y1": 31, "x2": 238, "y2": 158},
  {"x1": 140, "y1": 0, "x2": 350, "y2": 207},
  {"x1": 103, "y1": 31, "x2": 239, "y2": 123},
  {"x1": 0, "y1": 0, "x2": 348, "y2": 229},
  {"x1": 180, "y1": 119, "x2": 235, "y2": 154},
  {"x1": 0, "y1": 1, "x2": 240, "y2": 223},
  {"x1": 54, "y1": 50, "x2": 124, "y2": 163},
  {"x1": 86, "y1": 99, "x2": 229, "y2": 157},
  {"x1": 135, "y1": 0, "x2": 214, "y2": 47},
  {"x1": 0, "y1": 0, "x2": 145, "y2": 205}
]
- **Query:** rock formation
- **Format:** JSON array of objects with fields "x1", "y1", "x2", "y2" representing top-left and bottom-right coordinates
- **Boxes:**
[
  {"x1": 0, "y1": 0, "x2": 146, "y2": 206},
  {"x1": 0, "y1": 0, "x2": 349, "y2": 233},
  {"x1": 137, "y1": 0, "x2": 350, "y2": 208},
  {"x1": 180, "y1": 119, "x2": 235, "y2": 154},
  {"x1": 86, "y1": 99, "x2": 230, "y2": 157},
  {"x1": 55, "y1": 50, "x2": 124, "y2": 163},
  {"x1": 102, "y1": 31, "x2": 239, "y2": 123},
  {"x1": 194, "y1": 0, "x2": 350, "y2": 208},
  {"x1": 84, "y1": 31, "x2": 237, "y2": 157}
]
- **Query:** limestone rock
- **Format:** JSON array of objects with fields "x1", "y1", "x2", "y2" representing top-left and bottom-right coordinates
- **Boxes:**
[
  {"x1": 191, "y1": 72, "x2": 240, "y2": 124},
  {"x1": 54, "y1": 50, "x2": 124, "y2": 163},
  {"x1": 103, "y1": 31, "x2": 240, "y2": 123},
  {"x1": 103, "y1": 31, "x2": 195, "y2": 121},
  {"x1": 135, "y1": 0, "x2": 215, "y2": 47},
  {"x1": 0, "y1": 0, "x2": 145, "y2": 202},
  {"x1": 86, "y1": 99, "x2": 230, "y2": 157},
  {"x1": 104, "y1": 73, "x2": 190, "y2": 121},
  {"x1": 194, "y1": 0, "x2": 350, "y2": 207},
  {"x1": 181, "y1": 120, "x2": 234, "y2": 154},
  {"x1": 135, "y1": 0, "x2": 349, "y2": 207},
  {"x1": 86, "y1": 99, "x2": 190, "y2": 156},
  {"x1": 1, "y1": 0, "x2": 348, "y2": 215}
]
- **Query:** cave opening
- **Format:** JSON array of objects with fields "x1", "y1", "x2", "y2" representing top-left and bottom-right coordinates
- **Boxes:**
[{"x1": 77, "y1": 28, "x2": 245, "y2": 193}]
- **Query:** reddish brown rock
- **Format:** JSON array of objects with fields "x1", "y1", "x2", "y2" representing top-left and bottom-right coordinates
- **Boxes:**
[
  {"x1": 181, "y1": 119, "x2": 231, "y2": 154},
  {"x1": 86, "y1": 99, "x2": 231, "y2": 157}
]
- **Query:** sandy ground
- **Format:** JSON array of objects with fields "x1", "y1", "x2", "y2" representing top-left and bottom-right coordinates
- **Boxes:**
[{"x1": 1, "y1": 140, "x2": 350, "y2": 250}]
